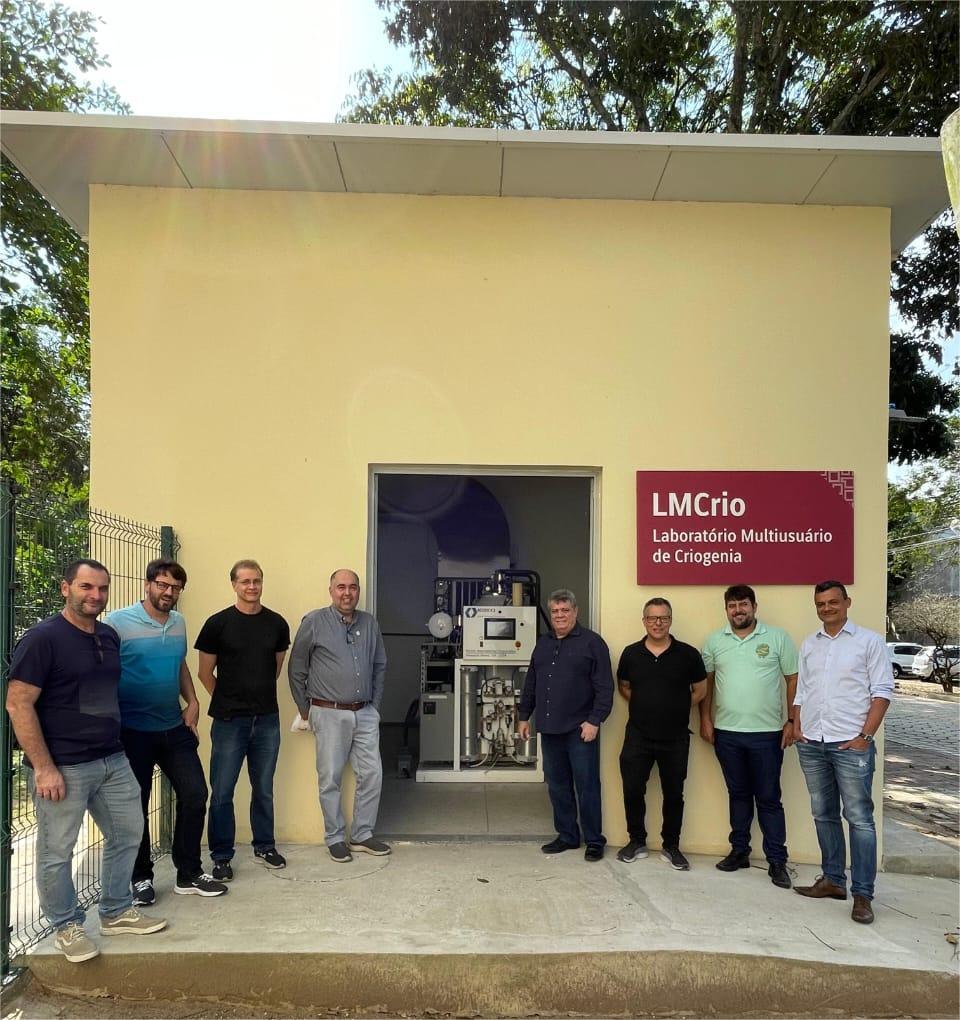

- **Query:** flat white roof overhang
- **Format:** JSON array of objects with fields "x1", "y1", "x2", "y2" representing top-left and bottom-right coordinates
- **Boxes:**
[{"x1": 0, "y1": 111, "x2": 948, "y2": 253}]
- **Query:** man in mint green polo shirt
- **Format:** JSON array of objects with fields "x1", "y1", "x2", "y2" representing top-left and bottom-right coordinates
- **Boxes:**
[{"x1": 698, "y1": 585, "x2": 798, "y2": 890}]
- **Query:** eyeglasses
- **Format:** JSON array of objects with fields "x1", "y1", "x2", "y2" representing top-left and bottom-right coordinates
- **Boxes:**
[
  {"x1": 644, "y1": 616, "x2": 672, "y2": 624},
  {"x1": 152, "y1": 580, "x2": 183, "y2": 594},
  {"x1": 92, "y1": 634, "x2": 104, "y2": 664}
]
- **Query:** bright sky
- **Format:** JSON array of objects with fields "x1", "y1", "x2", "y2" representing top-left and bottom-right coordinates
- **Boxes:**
[{"x1": 78, "y1": 0, "x2": 411, "y2": 122}]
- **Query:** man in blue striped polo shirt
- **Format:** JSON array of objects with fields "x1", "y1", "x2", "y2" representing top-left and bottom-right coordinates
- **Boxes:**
[{"x1": 106, "y1": 558, "x2": 227, "y2": 902}]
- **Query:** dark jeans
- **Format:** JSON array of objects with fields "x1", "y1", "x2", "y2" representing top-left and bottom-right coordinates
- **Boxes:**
[
  {"x1": 121, "y1": 724, "x2": 209, "y2": 884},
  {"x1": 540, "y1": 729, "x2": 604, "y2": 848},
  {"x1": 619, "y1": 728, "x2": 689, "y2": 849},
  {"x1": 714, "y1": 729, "x2": 787, "y2": 863},
  {"x1": 208, "y1": 712, "x2": 281, "y2": 861}
]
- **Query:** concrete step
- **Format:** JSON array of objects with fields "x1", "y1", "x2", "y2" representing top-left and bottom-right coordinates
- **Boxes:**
[{"x1": 23, "y1": 843, "x2": 960, "y2": 1017}]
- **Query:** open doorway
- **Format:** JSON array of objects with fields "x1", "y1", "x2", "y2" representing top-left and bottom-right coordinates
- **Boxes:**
[{"x1": 369, "y1": 468, "x2": 596, "y2": 838}]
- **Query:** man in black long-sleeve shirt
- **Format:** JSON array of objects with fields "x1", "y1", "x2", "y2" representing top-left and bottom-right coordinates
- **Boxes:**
[{"x1": 518, "y1": 588, "x2": 614, "y2": 861}]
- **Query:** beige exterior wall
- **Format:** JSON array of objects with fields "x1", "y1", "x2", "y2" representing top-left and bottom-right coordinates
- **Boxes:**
[{"x1": 88, "y1": 184, "x2": 891, "y2": 859}]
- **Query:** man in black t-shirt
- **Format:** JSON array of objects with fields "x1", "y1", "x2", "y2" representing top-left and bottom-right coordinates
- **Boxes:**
[
  {"x1": 616, "y1": 597, "x2": 707, "y2": 871},
  {"x1": 4, "y1": 559, "x2": 166, "y2": 964},
  {"x1": 196, "y1": 559, "x2": 290, "y2": 881}
]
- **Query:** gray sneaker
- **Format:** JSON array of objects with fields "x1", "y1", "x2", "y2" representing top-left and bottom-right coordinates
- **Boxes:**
[
  {"x1": 348, "y1": 837, "x2": 391, "y2": 856},
  {"x1": 329, "y1": 841, "x2": 353, "y2": 863},
  {"x1": 617, "y1": 840, "x2": 649, "y2": 863},
  {"x1": 54, "y1": 923, "x2": 99, "y2": 963},
  {"x1": 100, "y1": 907, "x2": 168, "y2": 936},
  {"x1": 660, "y1": 847, "x2": 690, "y2": 871}
]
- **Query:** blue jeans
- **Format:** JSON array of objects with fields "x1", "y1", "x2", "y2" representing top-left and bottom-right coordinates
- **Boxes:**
[
  {"x1": 29, "y1": 752, "x2": 142, "y2": 928},
  {"x1": 208, "y1": 713, "x2": 281, "y2": 860},
  {"x1": 540, "y1": 729, "x2": 604, "y2": 848},
  {"x1": 797, "y1": 740, "x2": 877, "y2": 899},
  {"x1": 714, "y1": 729, "x2": 787, "y2": 863}
]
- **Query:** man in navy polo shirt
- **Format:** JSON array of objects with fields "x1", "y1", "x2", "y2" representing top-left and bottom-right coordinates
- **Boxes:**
[
  {"x1": 518, "y1": 588, "x2": 613, "y2": 861},
  {"x1": 616, "y1": 597, "x2": 707, "y2": 871},
  {"x1": 5, "y1": 559, "x2": 167, "y2": 964}
]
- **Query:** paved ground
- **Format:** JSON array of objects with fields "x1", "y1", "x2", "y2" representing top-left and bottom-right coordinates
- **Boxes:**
[{"x1": 883, "y1": 684, "x2": 960, "y2": 842}]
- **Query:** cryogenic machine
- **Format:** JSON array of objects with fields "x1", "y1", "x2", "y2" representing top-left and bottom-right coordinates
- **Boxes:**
[{"x1": 418, "y1": 604, "x2": 542, "y2": 783}]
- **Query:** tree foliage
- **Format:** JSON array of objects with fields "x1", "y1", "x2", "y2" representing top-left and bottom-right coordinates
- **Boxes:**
[
  {"x1": 344, "y1": 1, "x2": 959, "y2": 461},
  {"x1": 887, "y1": 414, "x2": 960, "y2": 604},
  {"x1": 890, "y1": 594, "x2": 960, "y2": 691},
  {"x1": 0, "y1": 0, "x2": 128, "y2": 502}
]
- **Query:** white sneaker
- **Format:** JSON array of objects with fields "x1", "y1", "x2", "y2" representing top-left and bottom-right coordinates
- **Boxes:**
[{"x1": 54, "y1": 922, "x2": 99, "y2": 963}]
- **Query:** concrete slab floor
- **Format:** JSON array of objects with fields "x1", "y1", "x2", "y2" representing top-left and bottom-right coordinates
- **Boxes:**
[{"x1": 21, "y1": 842, "x2": 960, "y2": 1018}]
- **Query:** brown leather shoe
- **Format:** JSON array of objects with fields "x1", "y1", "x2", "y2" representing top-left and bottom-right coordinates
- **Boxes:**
[
  {"x1": 851, "y1": 895, "x2": 874, "y2": 924},
  {"x1": 794, "y1": 875, "x2": 847, "y2": 900}
]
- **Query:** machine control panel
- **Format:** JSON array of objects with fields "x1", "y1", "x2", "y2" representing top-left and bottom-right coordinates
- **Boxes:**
[{"x1": 462, "y1": 605, "x2": 537, "y2": 659}]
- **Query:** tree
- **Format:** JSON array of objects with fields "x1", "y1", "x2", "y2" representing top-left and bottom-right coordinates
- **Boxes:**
[
  {"x1": 344, "y1": 1, "x2": 959, "y2": 462},
  {"x1": 890, "y1": 595, "x2": 960, "y2": 692},
  {"x1": 0, "y1": 0, "x2": 128, "y2": 502}
]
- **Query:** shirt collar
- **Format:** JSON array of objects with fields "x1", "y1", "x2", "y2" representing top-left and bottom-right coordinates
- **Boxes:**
[
  {"x1": 554, "y1": 623, "x2": 582, "y2": 640},
  {"x1": 722, "y1": 620, "x2": 767, "y2": 640},
  {"x1": 817, "y1": 618, "x2": 857, "y2": 639}
]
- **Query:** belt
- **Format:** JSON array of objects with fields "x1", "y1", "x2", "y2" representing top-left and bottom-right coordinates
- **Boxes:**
[{"x1": 310, "y1": 698, "x2": 369, "y2": 711}]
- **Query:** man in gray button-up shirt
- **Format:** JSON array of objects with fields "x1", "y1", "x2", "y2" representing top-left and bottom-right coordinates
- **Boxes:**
[{"x1": 289, "y1": 569, "x2": 389, "y2": 863}]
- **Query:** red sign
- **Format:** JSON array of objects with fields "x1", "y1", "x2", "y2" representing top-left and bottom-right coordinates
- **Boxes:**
[{"x1": 636, "y1": 471, "x2": 854, "y2": 585}]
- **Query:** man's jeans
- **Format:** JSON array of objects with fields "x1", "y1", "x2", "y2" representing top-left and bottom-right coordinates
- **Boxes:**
[
  {"x1": 797, "y1": 739, "x2": 877, "y2": 899},
  {"x1": 121, "y1": 724, "x2": 208, "y2": 884},
  {"x1": 619, "y1": 728, "x2": 689, "y2": 849},
  {"x1": 208, "y1": 712, "x2": 281, "y2": 861},
  {"x1": 29, "y1": 752, "x2": 142, "y2": 928},
  {"x1": 541, "y1": 729, "x2": 604, "y2": 848},
  {"x1": 309, "y1": 704, "x2": 382, "y2": 846},
  {"x1": 714, "y1": 729, "x2": 788, "y2": 863}
]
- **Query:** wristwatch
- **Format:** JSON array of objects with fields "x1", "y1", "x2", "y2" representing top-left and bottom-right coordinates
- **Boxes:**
[{"x1": 857, "y1": 732, "x2": 874, "y2": 743}]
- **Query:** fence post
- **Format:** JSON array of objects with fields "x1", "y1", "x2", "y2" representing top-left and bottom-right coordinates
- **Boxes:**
[
  {"x1": 0, "y1": 482, "x2": 18, "y2": 978},
  {"x1": 157, "y1": 526, "x2": 177, "y2": 855}
]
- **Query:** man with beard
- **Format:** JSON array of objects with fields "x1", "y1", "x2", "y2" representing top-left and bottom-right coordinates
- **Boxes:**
[
  {"x1": 289, "y1": 569, "x2": 389, "y2": 863},
  {"x1": 699, "y1": 585, "x2": 798, "y2": 889},
  {"x1": 106, "y1": 559, "x2": 227, "y2": 902},
  {"x1": 5, "y1": 560, "x2": 167, "y2": 964}
]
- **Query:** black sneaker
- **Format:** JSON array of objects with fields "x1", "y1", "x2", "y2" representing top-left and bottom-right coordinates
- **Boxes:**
[
  {"x1": 768, "y1": 861, "x2": 792, "y2": 889},
  {"x1": 329, "y1": 842, "x2": 353, "y2": 863},
  {"x1": 616, "y1": 840, "x2": 649, "y2": 863},
  {"x1": 211, "y1": 861, "x2": 233, "y2": 882},
  {"x1": 174, "y1": 873, "x2": 228, "y2": 897},
  {"x1": 348, "y1": 838, "x2": 390, "y2": 857},
  {"x1": 716, "y1": 849, "x2": 751, "y2": 872},
  {"x1": 255, "y1": 848, "x2": 287, "y2": 869},
  {"x1": 660, "y1": 847, "x2": 690, "y2": 871},
  {"x1": 584, "y1": 844, "x2": 604, "y2": 862},
  {"x1": 131, "y1": 878, "x2": 155, "y2": 906},
  {"x1": 540, "y1": 838, "x2": 579, "y2": 855}
]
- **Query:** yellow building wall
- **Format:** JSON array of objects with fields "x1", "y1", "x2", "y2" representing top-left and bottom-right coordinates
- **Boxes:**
[{"x1": 88, "y1": 184, "x2": 891, "y2": 861}]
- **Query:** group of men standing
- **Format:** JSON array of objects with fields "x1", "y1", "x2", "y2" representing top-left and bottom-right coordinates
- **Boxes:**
[
  {"x1": 519, "y1": 581, "x2": 892, "y2": 926},
  {"x1": 6, "y1": 559, "x2": 389, "y2": 963},
  {"x1": 7, "y1": 559, "x2": 892, "y2": 966}
]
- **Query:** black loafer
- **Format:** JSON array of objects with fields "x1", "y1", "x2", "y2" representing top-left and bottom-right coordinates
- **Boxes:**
[
  {"x1": 584, "y1": 844, "x2": 604, "y2": 862},
  {"x1": 768, "y1": 861, "x2": 791, "y2": 889},
  {"x1": 541, "y1": 838, "x2": 579, "y2": 855},
  {"x1": 716, "y1": 850, "x2": 751, "y2": 872}
]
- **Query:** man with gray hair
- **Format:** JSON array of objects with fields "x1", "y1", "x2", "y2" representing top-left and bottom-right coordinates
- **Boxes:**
[
  {"x1": 289, "y1": 569, "x2": 389, "y2": 863},
  {"x1": 519, "y1": 589, "x2": 614, "y2": 861}
]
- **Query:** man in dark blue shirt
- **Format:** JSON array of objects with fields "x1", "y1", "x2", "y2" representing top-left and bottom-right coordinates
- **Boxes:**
[
  {"x1": 5, "y1": 559, "x2": 167, "y2": 965},
  {"x1": 518, "y1": 588, "x2": 614, "y2": 861}
]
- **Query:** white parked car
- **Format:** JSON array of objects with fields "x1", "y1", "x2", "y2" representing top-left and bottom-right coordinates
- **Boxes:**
[
  {"x1": 886, "y1": 642, "x2": 933, "y2": 679},
  {"x1": 914, "y1": 645, "x2": 960, "y2": 683}
]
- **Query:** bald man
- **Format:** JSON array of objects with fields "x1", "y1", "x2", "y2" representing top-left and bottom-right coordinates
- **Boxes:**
[{"x1": 289, "y1": 569, "x2": 389, "y2": 863}]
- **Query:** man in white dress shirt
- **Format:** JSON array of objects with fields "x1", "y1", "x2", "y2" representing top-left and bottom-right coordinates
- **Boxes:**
[{"x1": 791, "y1": 581, "x2": 893, "y2": 924}]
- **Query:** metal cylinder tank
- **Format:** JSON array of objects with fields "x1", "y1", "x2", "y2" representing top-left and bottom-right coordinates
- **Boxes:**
[
  {"x1": 514, "y1": 667, "x2": 538, "y2": 763},
  {"x1": 460, "y1": 666, "x2": 482, "y2": 763}
]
